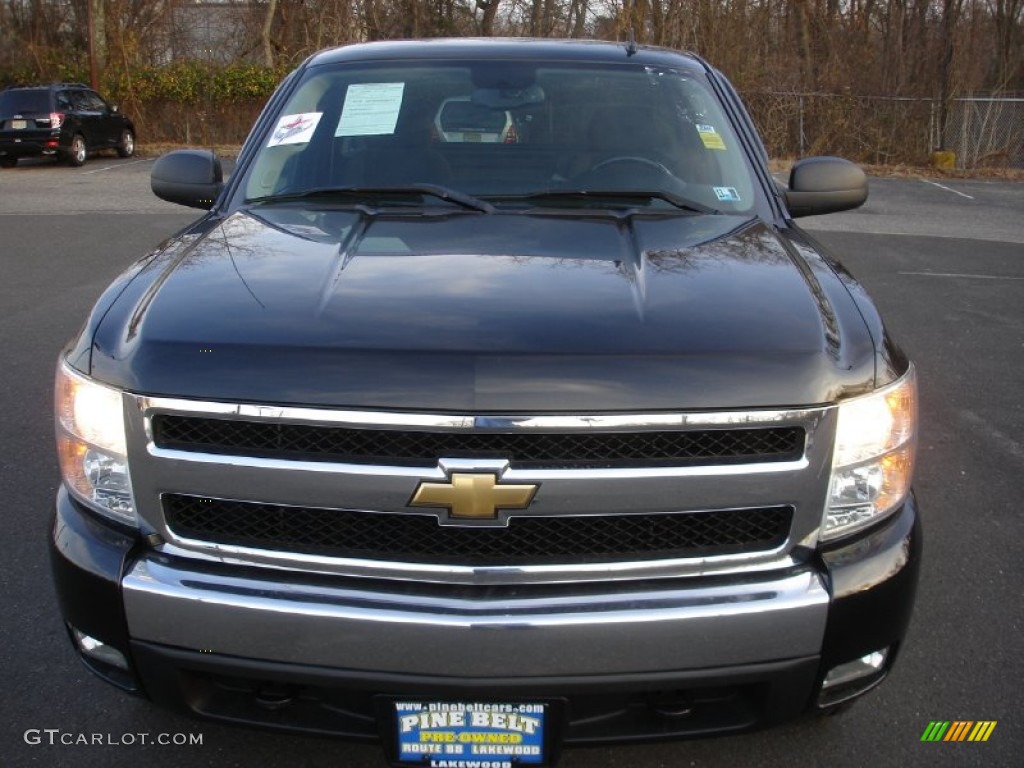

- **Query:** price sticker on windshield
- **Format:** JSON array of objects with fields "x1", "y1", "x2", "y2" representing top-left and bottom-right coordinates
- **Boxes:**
[{"x1": 336, "y1": 82, "x2": 405, "y2": 137}]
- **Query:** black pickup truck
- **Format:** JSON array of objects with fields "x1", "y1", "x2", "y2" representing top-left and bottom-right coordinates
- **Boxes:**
[{"x1": 52, "y1": 39, "x2": 919, "y2": 766}]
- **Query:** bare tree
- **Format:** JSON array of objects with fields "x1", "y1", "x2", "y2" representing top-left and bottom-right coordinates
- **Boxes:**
[{"x1": 262, "y1": 0, "x2": 278, "y2": 66}]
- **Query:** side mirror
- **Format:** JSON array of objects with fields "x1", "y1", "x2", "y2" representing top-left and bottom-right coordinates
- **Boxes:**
[
  {"x1": 783, "y1": 157, "x2": 867, "y2": 218},
  {"x1": 151, "y1": 149, "x2": 223, "y2": 210}
]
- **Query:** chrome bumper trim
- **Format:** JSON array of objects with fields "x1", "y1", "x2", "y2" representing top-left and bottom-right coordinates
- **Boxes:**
[{"x1": 123, "y1": 559, "x2": 829, "y2": 676}]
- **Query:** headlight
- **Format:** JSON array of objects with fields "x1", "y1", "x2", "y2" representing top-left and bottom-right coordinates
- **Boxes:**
[
  {"x1": 823, "y1": 366, "x2": 917, "y2": 542},
  {"x1": 55, "y1": 360, "x2": 136, "y2": 525}
]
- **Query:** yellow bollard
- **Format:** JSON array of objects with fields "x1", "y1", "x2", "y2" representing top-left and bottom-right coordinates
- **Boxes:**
[{"x1": 931, "y1": 150, "x2": 956, "y2": 170}]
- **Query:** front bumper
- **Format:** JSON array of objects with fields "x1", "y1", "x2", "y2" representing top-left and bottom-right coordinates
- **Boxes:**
[{"x1": 51, "y1": 486, "x2": 920, "y2": 745}]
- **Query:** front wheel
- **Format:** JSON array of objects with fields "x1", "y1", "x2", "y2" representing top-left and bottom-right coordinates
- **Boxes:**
[
  {"x1": 116, "y1": 128, "x2": 135, "y2": 158},
  {"x1": 0, "y1": 156, "x2": 16, "y2": 168},
  {"x1": 66, "y1": 134, "x2": 87, "y2": 167}
]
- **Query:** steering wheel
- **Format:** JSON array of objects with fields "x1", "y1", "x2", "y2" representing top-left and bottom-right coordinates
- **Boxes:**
[
  {"x1": 589, "y1": 156, "x2": 674, "y2": 176},
  {"x1": 571, "y1": 154, "x2": 689, "y2": 198}
]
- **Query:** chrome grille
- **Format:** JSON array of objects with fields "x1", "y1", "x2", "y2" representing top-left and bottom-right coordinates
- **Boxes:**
[
  {"x1": 131, "y1": 397, "x2": 832, "y2": 584},
  {"x1": 164, "y1": 494, "x2": 793, "y2": 565},
  {"x1": 152, "y1": 414, "x2": 804, "y2": 469}
]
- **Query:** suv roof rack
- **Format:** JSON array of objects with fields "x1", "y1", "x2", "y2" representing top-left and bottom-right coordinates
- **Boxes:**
[
  {"x1": 2, "y1": 82, "x2": 91, "y2": 91},
  {"x1": 5, "y1": 82, "x2": 90, "y2": 89}
]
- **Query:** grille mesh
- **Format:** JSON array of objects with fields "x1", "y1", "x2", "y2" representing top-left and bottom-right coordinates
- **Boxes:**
[
  {"x1": 163, "y1": 494, "x2": 793, "y2": 565},
  {"x1": 153, "y1": 416, "x2": 804, "y2": 469}
]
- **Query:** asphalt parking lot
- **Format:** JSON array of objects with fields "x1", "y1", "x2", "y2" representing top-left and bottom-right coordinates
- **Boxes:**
[{"x1": 1, "y1": 156, "x2": 1021, "y2": 768}]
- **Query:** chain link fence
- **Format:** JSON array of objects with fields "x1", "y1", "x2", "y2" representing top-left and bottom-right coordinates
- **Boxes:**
[
  {"x1": 744, "y1": 92, "x2": 1024, "y2": 170},
  {"x1": 940, "y1": 98, "x2": 1024, "y2": 169}
]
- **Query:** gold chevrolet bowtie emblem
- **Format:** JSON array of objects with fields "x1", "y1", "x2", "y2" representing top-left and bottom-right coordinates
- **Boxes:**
[{"x1": 410, "y1": 472, "x2": 539, "y2": 520}]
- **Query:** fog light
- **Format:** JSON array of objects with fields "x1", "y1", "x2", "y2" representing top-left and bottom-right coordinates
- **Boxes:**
[
  {"x1": 818, "y1": 648, "x2": 889, "y2": 707},
  {"x1": 72, "y1": 627, "x2": 129, "y2": 671}
]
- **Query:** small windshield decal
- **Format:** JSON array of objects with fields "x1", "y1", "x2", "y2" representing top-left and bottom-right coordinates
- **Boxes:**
[
  {"x1": 267, "y1": 112, "x2": 322, "y2": 146},
  {"x1": 335, "y1": 83, "x2": 405, "y2": 137},
  {"x1": 697, "y1": 124, "x2": 726, "y2": 151},
  {"x1": 714, "y1": 186, "x2": 741, "y2": 202}
]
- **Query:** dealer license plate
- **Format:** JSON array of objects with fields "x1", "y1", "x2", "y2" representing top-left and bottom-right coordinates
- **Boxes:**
[
  {"x1": 395, "y1": 700, "x2": 546, "y2": 767},
  {"x1": 11, "y1": 119, "x2": 27, "y2": 130}
]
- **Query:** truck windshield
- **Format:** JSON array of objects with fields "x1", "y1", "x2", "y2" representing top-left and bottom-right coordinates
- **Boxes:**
[{"x1": 241, "y1": 59, "x2": 756, "y2": 213}]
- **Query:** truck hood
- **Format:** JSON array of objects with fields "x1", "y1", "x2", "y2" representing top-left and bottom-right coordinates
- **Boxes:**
[{"x1": 91, "y1": 207, "x2": 877, "y2": 411}]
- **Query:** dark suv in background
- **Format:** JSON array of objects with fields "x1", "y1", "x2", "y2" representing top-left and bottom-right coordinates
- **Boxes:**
[{"x1": 0, "y1": 83, "x2": 135, "y2": 167}]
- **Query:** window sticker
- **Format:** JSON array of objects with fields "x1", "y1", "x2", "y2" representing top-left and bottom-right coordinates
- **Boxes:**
[
  {"x1": 266, "y1": 112, "x2": 322, "y2": 147},
  {"x1": 696, "y1": 123, "x2": 726, "y2": 151},
  {"x1": 713, "y1": 186, "x2": 741, "y2": 202},
  {"x1": 335, "y1": 83, "x2": 405, "y2": 137}
]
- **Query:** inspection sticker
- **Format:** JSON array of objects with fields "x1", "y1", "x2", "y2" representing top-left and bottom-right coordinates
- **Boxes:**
[
  {"x1": 336, "y1": 82, "x2": 405, "y2": 136},
  {"x1": 696, "y1": 123, "x2": 726, "y2": 150},
  {"x1": 266, "y1": 112, "x2": 321, "y2": 146},
  {"x1": 713, "y1": 186, "x2": 741, "y2": 202},
  {"x1": 395, "y1": 701, "x2": 546, "y2": 767}
]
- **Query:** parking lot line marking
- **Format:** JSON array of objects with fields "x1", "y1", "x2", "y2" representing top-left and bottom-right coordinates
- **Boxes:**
[
  {"x1": 81, "y1": 158, "x2": 152, "y2": 174},
  {"x1": 960, "y1": 410, "x2": 1024, "y2": 463},
  {"x1": 919, "y1": 179, "x2": 974, "y2": 199},
  {"x1": 899, "y1": 271, "x2": 1024, "y2": 280}
]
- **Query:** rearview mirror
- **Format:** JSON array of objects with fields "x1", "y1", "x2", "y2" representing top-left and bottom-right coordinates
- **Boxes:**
[
  {"x1": 151, "y1": 149, "x2": 223, "y2": 210},
  {"x1": 783, "y1": 157, "x2": 867, "y2": 218},
  {"x1": 471, "y1": 85, "x2": 545, "y2": 109}
]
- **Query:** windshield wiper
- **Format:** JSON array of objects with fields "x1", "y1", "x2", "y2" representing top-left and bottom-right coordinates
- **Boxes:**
[
  {"x1": 248, "y1": 184, "x2": 495, "y2": 214},
  {"x1": 487, "y1": 189, "x2": 719, "y2": 214}
]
